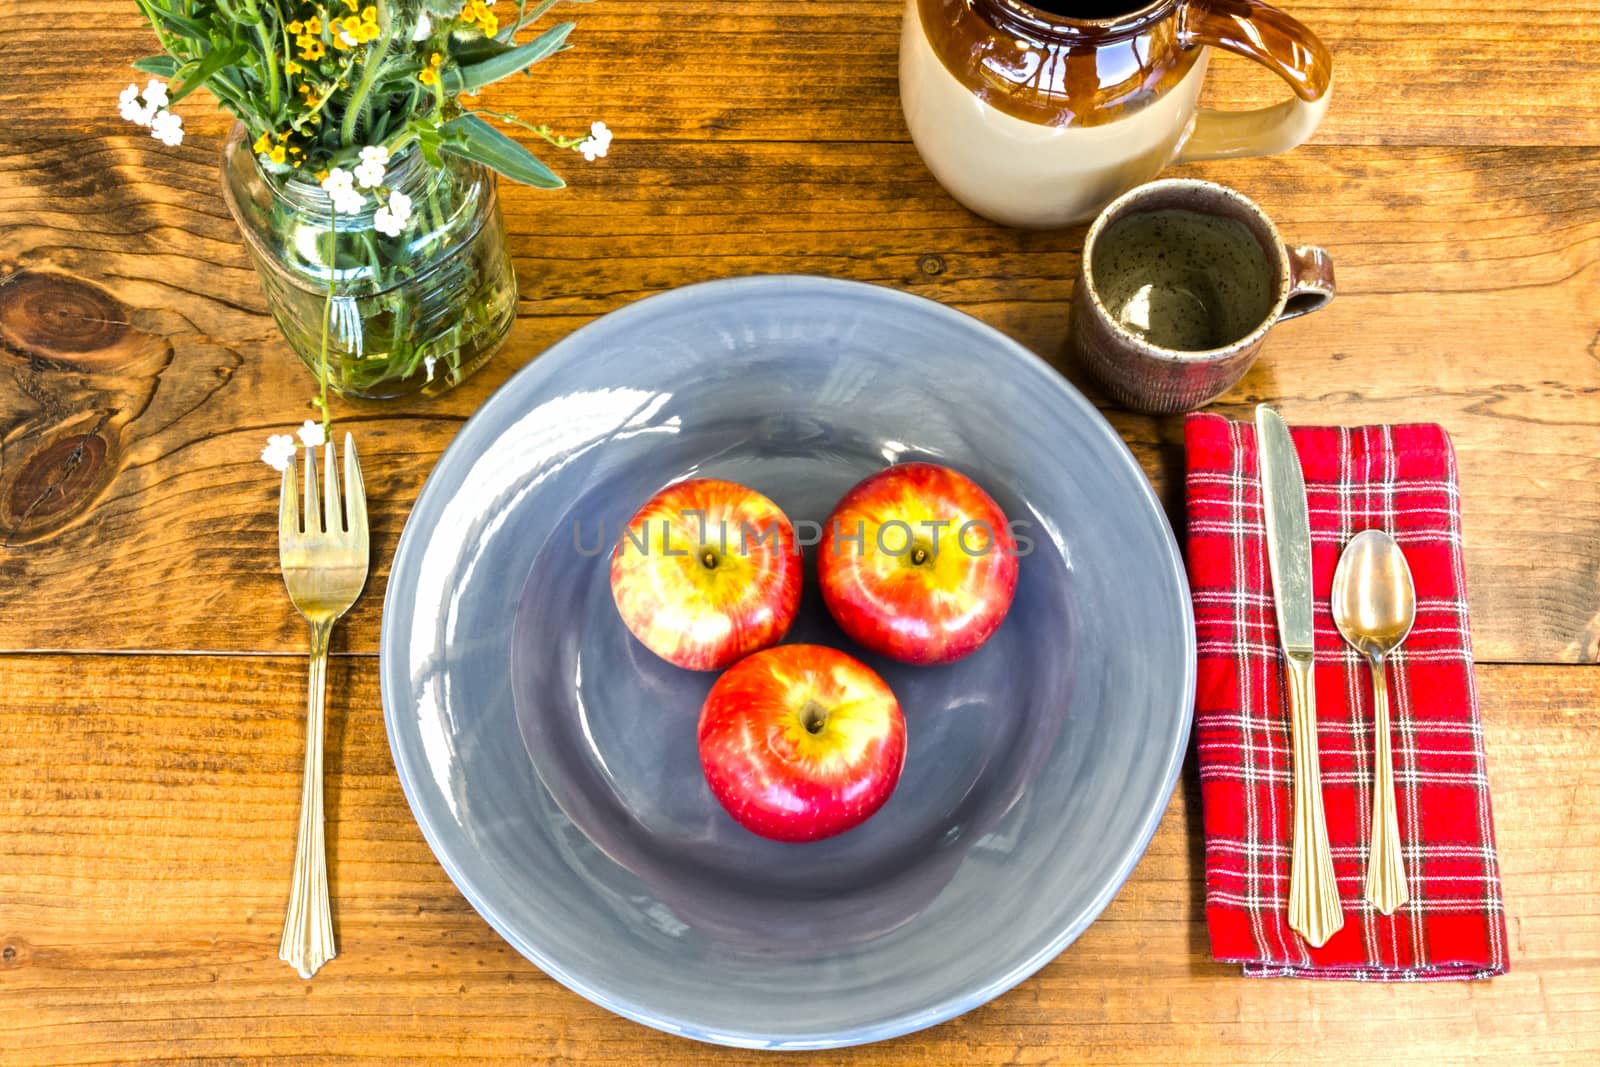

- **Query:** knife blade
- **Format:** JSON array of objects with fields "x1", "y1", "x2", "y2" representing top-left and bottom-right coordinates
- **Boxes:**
[
  {"x1": 1255, "y1": 404, "x2": 1344, "y2": 947},
  {"x1": 1257, "y1": 406, "x2": 1316, "y2": 657}
]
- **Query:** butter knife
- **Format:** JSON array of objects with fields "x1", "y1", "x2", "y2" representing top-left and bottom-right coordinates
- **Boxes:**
[{"x1": 1256, "y1": 404, "x2": 1344, "y2": 948}]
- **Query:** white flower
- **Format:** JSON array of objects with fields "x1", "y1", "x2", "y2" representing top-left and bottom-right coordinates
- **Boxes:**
[
  {"x1": 297, "y1": 419, "x2": 327, "y2": 448},
  {"x1": 373, "y1": 191, "x2": 413, "y2": 237},
  {"x1": 142, "y1": 78, "x2": 169, "y2": 110},
  {"x1": 354, "y1": 147, "x2": 388, "y2": 189},
  {"x1": 412, "y1": 12, "x2": 432, "y2": 41},
  {"x1": 321, "y1": 167, "x2": 366, "y2": 214},
  {"x1": 577, "y1": 120, "x2": 612, "y2": 162},
  {"x1": 424, "y1": 355, "x2": 437, "y2": 382},
  {"x1": 332, "y1": 188, "x2": 366, "y2": 215},
  {"x1": 321, "y1": 167, "x2": 355, "y2": 195},
  {"x1": 261, "y1": 434, "x2": 297, "y2": 472},
  {"x1": 118, "y1": 82, "x2": 154, "y2": 126},
  {"x1": 339, "y1": 28, "x2": 360, "y2": 47},
  {"x1": 149, "y1": 109, "x2": 184, "y2": 146}
]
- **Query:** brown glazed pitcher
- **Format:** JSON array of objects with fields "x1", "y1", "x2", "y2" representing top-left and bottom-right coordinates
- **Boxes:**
[{"x1": 899, "y1": 0, "x2": 1333, "y2": 228}]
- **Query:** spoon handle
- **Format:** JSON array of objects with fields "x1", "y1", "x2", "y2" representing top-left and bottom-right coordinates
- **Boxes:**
[{"x1": 1365, "y1": 655, "x2": 1409, "y2": 915}]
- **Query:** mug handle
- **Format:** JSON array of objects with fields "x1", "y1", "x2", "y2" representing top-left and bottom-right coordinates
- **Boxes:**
[
  {"x1": 1175, "y1": 0, "x2": 1334, "y2": 163},
  {"x1": 1280, "y1": 244, "x2": 1336, "y2": 321}
]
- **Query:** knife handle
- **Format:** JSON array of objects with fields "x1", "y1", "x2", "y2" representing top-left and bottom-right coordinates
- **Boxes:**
[{"x1": 1284, "y1": 652, "x2": 1344, "y2": 947}]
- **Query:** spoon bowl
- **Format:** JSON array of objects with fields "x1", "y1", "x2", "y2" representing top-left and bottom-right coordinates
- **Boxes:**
[
  {"x1": 1332, "y1": 530, "x2": 1417, "y2": 658},
  {"x1": 1331, "y1": 529, "x2": 1417, "y2": 915}
]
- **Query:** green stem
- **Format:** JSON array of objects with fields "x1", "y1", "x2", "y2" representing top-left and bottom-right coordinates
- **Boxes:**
[
  {"x1": 243, "y1": 0, "x2": 281, "y2": 115},
  {"x1": 338, "y1": 1, "x2": 394, "y2": 145},
  {"x1": 290, "y1": 52, "x2": 361, "y2": 137},
  {"x1": 319, "y1": 203, "x2": 335, "y2": 432},
  {"x1": 471, "y1": 108, "x2": 587, "y2": 150}
]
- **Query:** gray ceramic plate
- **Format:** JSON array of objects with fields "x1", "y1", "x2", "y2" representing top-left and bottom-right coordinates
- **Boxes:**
[{"x1": 380, "y1": 275, "x2": 1194, "y2": 1049}]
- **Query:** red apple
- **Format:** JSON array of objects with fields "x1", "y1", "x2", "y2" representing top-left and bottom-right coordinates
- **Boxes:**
[
  {"x1": 611, "y1": 478, "x2": 802, "y2": 671},
  {"x1": 818, "y1": 463, "x2": 1017, "y2": 665},
  {"x1": 698, "y1": 644, "x2": 906, "y2": 842}
]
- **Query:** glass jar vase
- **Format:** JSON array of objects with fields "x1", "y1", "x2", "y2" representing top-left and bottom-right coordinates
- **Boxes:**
[{"x1": 221, "y1": 124, "x2": 517, "y2": 400}]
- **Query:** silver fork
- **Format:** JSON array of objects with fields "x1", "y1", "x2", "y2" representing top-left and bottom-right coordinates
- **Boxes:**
[{"x1": 277, "y1": 433, "x2": 369, "y2": 979}]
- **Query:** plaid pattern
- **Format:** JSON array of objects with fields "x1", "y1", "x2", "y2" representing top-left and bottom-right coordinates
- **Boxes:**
[{"x1": 1185, "y1": 413, "x2": 1509, "y2": 980}]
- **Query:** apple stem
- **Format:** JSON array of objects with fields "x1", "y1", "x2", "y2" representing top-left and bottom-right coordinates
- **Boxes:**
[{"x1": 799, "y1": 700, "x2": 827, "y2": 734}]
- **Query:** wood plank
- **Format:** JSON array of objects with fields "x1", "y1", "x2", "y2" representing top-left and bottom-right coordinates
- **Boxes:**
[
  {"x1": 0, "y1": 654, "x2": 1594, "y2": 1064},
  {"x1": 1, "y1": 137, "x2": 1596, "y2": 661},
  {"x1": 2, "y1": 2, "x2": 1598, "y2": 148}
]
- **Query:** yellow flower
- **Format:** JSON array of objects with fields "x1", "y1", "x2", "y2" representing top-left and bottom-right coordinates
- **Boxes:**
[
  {"x1": 361, "y1": 5, "x2": 377, "y2": 22},
  {"x1": 297, "y1": 35, "x2": 325, "y2": 61},
  {"x1": 306, "y1": 15, "x2": 323, "y2": 34},
  {"x1": 459, "y1": 0, "x2": 499, "y2": 35},
  {"x1": 418, "y1": 50, "x2": 444, "y2": 85},
  {"x1": 285, "y1": 60, "x2": 303, "y2": 76},
  {"x1": 340, "y1": 0, "x2": 357, "y2": 12},
  {"x1": 315, "y1": 169, "x2": 330, "y2": 182},
  {"x1": 268, "y1": 144, "x2": 287, "y2": 165},
  {"x1": 253, "y1": 131, "x2": 272, "y2": 153},
  {"x1": 287, "y1": 20, "x2": 304, "y2": 34}
]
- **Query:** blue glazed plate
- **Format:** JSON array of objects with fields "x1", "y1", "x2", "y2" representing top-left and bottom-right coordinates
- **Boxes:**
[{"x1": 380, "y1": 276, "x2": 1194, "y2": 1049}]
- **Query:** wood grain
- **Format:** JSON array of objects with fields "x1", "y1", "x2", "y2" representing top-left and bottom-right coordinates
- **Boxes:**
[
  {"x1": 0, "y1": 654, "x2": 1595, "y2": 1065},
  {"x1": 2, "y1": 0, "x2": 1600, "y2": 1062},
  {"x1": 1, "y1": 136, "x2": 1597, "y2": 661},
  {"x1": 2, "y1": 3, "x2": 1599, "y2": 147}
]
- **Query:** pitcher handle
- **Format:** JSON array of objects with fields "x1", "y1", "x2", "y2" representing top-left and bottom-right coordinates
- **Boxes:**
[{"x1": 1175, "y1": 0, "x2": 1334, "y2": 163}]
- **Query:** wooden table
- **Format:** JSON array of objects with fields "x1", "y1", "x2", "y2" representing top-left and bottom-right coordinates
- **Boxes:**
[{"x1": 3, "y1": 2, "x2": 1597, "y2": 1062}]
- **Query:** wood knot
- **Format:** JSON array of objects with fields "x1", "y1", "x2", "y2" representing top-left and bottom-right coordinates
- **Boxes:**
[
  {"x1": 1, "y1": 429, "x2": 116, "y2": 545},
  {"x1": 0, "y1": 270, "x2": 129, "y2": 360}
]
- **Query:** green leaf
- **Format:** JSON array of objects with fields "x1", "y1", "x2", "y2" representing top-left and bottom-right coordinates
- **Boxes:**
[
  {"x1": 500, "y1": 0, "x2": 595, "y2": 43},
  {"x1": 414, "y1": 125, "x2": 444, "y2": 167},
  {"x1": 443, "y1": 22, "x2": 574, "y2": 94},
  {"x1": 448, "y1": 36, "x2": 517, "y2": 67},
  {"x1": 131, "y1": 55, "x2": 181, "y2": 78},
  {"x1": 169, "y1": 42, "x2": 247, "y2": 106},
  {"x1": 142, "y1": 2, "x2": 211, "y2": 41},
  {"x1": 440, "y1": 115, "x2": 564, "y2": 190}
]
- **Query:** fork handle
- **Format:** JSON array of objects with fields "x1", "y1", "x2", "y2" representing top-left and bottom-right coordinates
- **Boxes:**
[
  {"x1": 1365, "y1": 655, "x2": 1409, "y2": 914},
  {"x1": 280, "y1": 617, "x2": 336, "y2": 979}
]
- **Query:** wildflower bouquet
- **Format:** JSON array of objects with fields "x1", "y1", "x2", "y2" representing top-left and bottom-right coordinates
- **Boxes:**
[{"x1": 122, "y1": 1, "x2": 607, "y2": 406}]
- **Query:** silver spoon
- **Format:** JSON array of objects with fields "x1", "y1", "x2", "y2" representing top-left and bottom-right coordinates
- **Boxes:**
[{"x1": 1331, "y1": 529, "x2": 1416, "y2": 915}]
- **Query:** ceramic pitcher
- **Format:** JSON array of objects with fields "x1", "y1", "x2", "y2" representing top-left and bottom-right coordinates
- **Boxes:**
[{"x1": 899, "y1": 0, "x2": 1333, "y2": 228}]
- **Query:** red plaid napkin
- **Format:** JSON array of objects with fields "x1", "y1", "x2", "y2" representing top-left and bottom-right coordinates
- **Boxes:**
[{"x1": 1185, "y1": 413, "x2": 1509, "y2": 980}]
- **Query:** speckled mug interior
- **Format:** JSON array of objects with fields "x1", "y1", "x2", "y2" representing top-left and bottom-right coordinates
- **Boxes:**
[{"x1": 1089, "y1": 184, "x2": 1282, "y2": 352}]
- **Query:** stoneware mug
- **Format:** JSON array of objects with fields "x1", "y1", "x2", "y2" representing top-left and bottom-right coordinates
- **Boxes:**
[
  {"x1": 1069, "y1": 178, "x2": 1335, "y2": 414},
  {"x1": 899, "y1": 0, "x2": 1334, "y2": 228}
]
